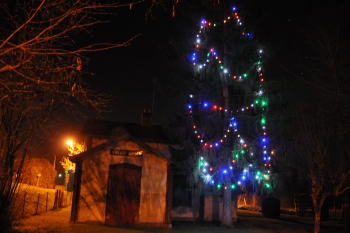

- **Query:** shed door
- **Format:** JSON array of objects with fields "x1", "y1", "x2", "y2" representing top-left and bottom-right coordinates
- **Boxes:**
[{"x1": 105, "y1": 164, "x2": 141, "y2": 225}]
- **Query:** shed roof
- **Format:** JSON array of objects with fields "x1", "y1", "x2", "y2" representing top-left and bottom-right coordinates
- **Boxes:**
[
  {"x1": 71, "y1": 133, "x2": 173, "y2": 163},
  {"x1": 81, "y1": 119, "x2": 169, "y2": 142}
]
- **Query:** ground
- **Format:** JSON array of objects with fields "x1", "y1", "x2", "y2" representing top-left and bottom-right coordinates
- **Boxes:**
[{"x1": 11, "y1": 206, "x2": 343, "y2": 233}]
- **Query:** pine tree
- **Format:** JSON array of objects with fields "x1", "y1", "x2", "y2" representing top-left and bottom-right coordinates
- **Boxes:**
[{"x1": 171, "y1": 1, "x2": 276, "y2": 227}]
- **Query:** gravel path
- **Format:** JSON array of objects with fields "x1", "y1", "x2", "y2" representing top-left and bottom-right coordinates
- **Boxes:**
[{"x1": 12, "y1": 206, "x2": 343, "y2": 233}]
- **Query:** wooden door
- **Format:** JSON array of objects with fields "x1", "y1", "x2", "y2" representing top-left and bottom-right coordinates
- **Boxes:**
[{"x1": 105, "y1": 164, "x2": 141, "y2": 225}]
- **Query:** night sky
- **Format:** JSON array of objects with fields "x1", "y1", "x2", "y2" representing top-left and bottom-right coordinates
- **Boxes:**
[{"x1": 48, "y1": 0, "x2": 350, "y2": 165}]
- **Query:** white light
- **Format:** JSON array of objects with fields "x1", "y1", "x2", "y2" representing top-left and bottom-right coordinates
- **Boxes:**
[
  {"x1": 259, "y1": 49, "x2": 263, "y2": 53},
  {"x1": 238, "y1": 181, "x2": 241, "y2": 185},
  {"x1": 189, "y1": 94, "x2": 193, "y2": 98},
  {"x1": 223, "y1": 69, "x2": 228, "y2": 73},
  {"x1": 197, "y1": 38, "x2": 200, "y2": 43}
]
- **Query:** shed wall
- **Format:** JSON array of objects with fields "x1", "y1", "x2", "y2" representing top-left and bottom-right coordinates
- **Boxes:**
[{"x1": 76, "y1": 140, "x2": 168, "y2": 225}]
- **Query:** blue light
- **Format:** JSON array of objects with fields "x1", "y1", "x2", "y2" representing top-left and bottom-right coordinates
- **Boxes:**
[
  {"x1": 215, "y1": 143, "x2": 219, "y2": 147},
  {"x1": 242, "y1": 176, "x2": 246, "y2": 180},
  {"x1": 188, "y1": 104, "x2": 192, "y2": 109},
  {"x1": 203, "y1": 102, "x2": 208, "y2": 107},
  {"x1": 223, "y1": 170, "x2": 227, "y2": 174},
  {"x1": 232, "y1": 6, "x2": 237, "y2": 11}
]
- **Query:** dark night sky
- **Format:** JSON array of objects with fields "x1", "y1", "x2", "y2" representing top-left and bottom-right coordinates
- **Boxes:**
[{"x1": 48, "y1": 0, "x2": 350, "y2": 165}]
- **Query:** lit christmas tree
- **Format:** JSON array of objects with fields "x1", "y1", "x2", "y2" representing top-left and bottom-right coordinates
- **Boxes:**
[{"x1": 175, "y1": 3, "x2": 276, "y2": 227}]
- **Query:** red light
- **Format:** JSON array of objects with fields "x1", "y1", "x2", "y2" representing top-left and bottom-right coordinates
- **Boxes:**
[
  {"x1": 197, "y1": 135, "x2": 200, "y2": 138},
  {"x1": 219, "y1": 107, "x2": 223, "y2": 110},
  {"x1": 193, "y1": 125, "x2": 196, "y2": 129},
  {"x1": 220, "y1": 139, "x2": 223, "y2": 143},
  {"x1": 196, "y1": 44, "x2": 200, "y2": 48},
  {"x1": 260, "y1": 78, "x2": 264, "y2": 82},
  {"x1": 232, "y1": 160, "x2": 236, "y2": 163},
  {"x1": 210, "y1": 144, "x2": 213, "y2": 148},
  {"x1": 233, "y1": 75, "x2": 237, "y2": 80},
  {"x1": 213, "y1": 105, "x2": 217, "y2": 109},
  {"x1": 243, "y1": 143, "x2": 247, "y2": 148},
  {"x1": 263, "y1": 132, "x2": 267, "y2": 135},
  {"x1": 210, "y1": 167, "x2": 213, "y2": 171},
  {"x1": 246, "y1": 106, "x2": 249, "y2": 109}
]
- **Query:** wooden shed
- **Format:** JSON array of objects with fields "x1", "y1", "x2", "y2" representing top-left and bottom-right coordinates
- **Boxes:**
[{"x1": 70, "y1": 120, "x2": 173, "y2": 228}]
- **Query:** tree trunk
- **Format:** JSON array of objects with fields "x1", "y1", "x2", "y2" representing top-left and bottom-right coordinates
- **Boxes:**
[
  {"x1": 342, "y1": 191, "x2": 350, "y2": 233},
  {"x1": 314, "y1": 205, "x2": 321, "y2": 233},
  {"x1": 221, "y1": 174, "x2": 233, "y2": 228}
]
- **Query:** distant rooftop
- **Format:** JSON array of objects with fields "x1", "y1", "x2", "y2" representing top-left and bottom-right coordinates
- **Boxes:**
[{"x1": 81, "y1": 119, "x2": 169, "y2": 142}]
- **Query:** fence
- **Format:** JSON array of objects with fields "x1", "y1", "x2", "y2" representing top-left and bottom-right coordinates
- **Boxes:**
[{"x1": 11, "y1": 184, "x2": 73, "y2": 220}]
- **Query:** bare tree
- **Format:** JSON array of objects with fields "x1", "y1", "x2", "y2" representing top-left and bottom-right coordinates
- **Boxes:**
[
  {"x1": 280, "y1": 7, "x2": 350, "y2": 233},
  {"x1": 0, "y1": 0, "x2": 164, "y2": 230}
]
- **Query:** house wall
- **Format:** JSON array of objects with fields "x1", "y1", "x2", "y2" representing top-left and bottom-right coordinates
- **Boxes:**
[
  {"x1": 77, "y1": 140, "x2": 168, "y2": 225},
  {"x1": 171, "y1": 194, "x2": 238, "y2": 222}
]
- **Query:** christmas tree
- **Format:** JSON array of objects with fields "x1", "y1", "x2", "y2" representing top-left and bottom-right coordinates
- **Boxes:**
[{"x1": 173, "y1": 3, "x2": 275, "y2": 227}]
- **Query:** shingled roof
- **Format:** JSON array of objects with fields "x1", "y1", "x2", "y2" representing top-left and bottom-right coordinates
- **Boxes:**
[{"x1": 81, "y1": 119, "x2": 169, "y2": 142}]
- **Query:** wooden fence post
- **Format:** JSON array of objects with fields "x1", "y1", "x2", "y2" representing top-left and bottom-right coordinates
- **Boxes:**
[
  {"x1": 35, "y1": 193, "x2": 40, "y2": 215},
  {"x1": 46, "y1": 192, "x2": 48, "y2": 212},
  {"x1": 22, "y1": 191, "x2": 26, "y2": 218}
]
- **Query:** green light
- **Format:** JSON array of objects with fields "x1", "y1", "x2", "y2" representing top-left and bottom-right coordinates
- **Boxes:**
[
  {"x1": 199, "y1": 162, "x2": 203, "y2": 167},
  {"x1": 231, "y1": 184, "x2": 235, "y2": 189},
  {"x1": 256, "y1": 171, "x2": 261, "y2": 175},
  {"x1": 243, "y1": 73, "x2": 247, "y2": 78},
  {"x1": 213, "y1": 24, "x2": 216, "y2": 27},
  {"x1": 207, "y1": 53, "x2": 210, "y2": 57},
  {"x1": 235, "y1": 154, "x2": 239, "y2": 158},
  {"x1": 220, "y1": 66, "x2": 224, "y2": 69},
  {"x1": 240, "y1": 149, "x2": 245, "y2": 154},
  {"x1": 217, "y1": 184, "x2": 221, "y2": 189},
  {"x1": 261, "y1": 117, "x2": 266, "y2": 125},
  {"x1": 265, "y1": 183, "x2": 271, "y2": 188},
  {"x1": 255, "y1": 99, "x2": 259, "y2": 104}
]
